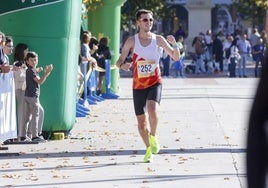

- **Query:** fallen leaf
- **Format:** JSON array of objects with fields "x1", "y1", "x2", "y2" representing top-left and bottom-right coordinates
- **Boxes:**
[
  {"x1": 23, "y1": 162, "x2": 36, "y2": 167},
  {"x1": 2, "y1": 174, "x2": 21, "y2": 179},
  {"x1": 179, "y1": 157, "x2": 188, "y2": 161},
  {"x1": 147, "y1": 167, "x2": 155, "y2": 172},
  {"x1": 1, "y1": 163, "x2": 11, "y2": 168}
]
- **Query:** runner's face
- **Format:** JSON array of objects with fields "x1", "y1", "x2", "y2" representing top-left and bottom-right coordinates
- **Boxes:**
[{"x1": 138, "y1": 13, "x2": 154, "y2": 32}]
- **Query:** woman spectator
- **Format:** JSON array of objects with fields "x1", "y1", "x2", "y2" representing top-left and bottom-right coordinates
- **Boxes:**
[
  {"x1": 13, "y1": 43, "x2": 29, "y2": 140},
  {"x1": 228, "y1": 39, "x2": 240, "y2": 77},
  {"x1": 213, "y1": 33, "x2": 224, "y2": 72},
  {"x1": 96, "y1": 37, "x2": 111, "y2": 95},
  {"x1": 252, "y1": 38, "x2": 265, "y2": 77}
]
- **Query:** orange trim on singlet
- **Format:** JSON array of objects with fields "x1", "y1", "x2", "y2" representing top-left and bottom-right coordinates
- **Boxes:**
[{"x1": 132, "y1": 53, "x2": 161, "y2": 89}]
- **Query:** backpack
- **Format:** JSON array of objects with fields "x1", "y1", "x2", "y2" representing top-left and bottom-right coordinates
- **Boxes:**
[{"x1": 225, "y1": 47, "x2": 231, "y2": 59}]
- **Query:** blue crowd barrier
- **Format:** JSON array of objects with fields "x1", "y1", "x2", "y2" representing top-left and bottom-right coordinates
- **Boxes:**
[
  {"x1": 76, "y1": 62, "x2": 92, "y2": 117},
  {"x1": 76, "y1": 59, "x2": 119, "y2": 117},
  {"x1": 88, "y1": 68, "x2": 105, "y2": 102},
  {"x1": 76, "y1": 102, "x2": 90, "y2": 117},
  {"x1": 101, "y1": 59, "x2": 119, "y2": 99}
]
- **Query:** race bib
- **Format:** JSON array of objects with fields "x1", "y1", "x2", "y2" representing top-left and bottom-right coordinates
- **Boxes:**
[{"x1": 137, "y1": 60, "x2": 156, "y2": 78}]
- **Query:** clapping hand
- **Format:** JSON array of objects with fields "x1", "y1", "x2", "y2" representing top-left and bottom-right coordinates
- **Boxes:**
[{"x1": 45, "y1": 64, "x2": 53, "y2": 74}]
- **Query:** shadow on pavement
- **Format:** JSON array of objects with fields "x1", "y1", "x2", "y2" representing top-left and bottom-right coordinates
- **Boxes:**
[{"x1": 1, "y1": 148, "x2": 246, "y2": 160}]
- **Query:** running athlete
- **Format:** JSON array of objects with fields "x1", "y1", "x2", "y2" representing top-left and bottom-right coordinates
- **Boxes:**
[{"x1": 116, "y1": 9, "x2": 180, "y2": 162}]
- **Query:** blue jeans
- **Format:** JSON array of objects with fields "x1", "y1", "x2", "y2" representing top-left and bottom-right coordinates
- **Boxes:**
[
  {"x1": 195, "y1": 55, "x2": 206, "y2": 74},
  {"x1": 238, "y1": 54, "x2": 248, "y2": 76}
]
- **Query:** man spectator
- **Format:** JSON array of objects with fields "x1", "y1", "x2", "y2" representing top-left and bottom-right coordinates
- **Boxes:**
[
  {"x1": 250, "y1": 28, "x2": 260, "y2": 47},
  {"x1": 0, "y1": 32, "x2": 11, "y2": 73},
  {"x1": 175, "y1": 25, "x2": 186, "y2": 40},
  {"x1": 237, "y1": 34, "x2": 251, "y2": 77}
]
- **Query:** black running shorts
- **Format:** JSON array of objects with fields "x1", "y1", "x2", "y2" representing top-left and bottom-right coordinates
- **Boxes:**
[{"x1": 133, "y1": 83, "x2": 162, "y2": 116}]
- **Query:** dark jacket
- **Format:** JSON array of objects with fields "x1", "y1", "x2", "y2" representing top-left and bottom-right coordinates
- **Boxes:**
[{"x1": 97, "y1": 45, "x2": 111, "y2": 69}]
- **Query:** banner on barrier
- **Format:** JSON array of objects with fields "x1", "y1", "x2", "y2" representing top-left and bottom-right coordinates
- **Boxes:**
[
  {"x1": 0, "y1": 0, "x2": 64, "y2": 16},
  {"x1": 0, "y1": 72, "x2": 17, "y2": 142}
]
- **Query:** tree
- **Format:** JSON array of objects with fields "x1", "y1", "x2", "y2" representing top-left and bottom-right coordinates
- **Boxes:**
[
  {"x1": 82, "y1": 0, "x2": 104, "y2": 11},
  {"x1": 233, "y1": 0, "x2": 268, "y2": 28},
  {"x1": 121, "y1": 0, "x2": 175, "y2": 32}
]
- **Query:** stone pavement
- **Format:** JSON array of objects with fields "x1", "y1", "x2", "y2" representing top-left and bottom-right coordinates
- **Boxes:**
[{"x1": 0, "y1": 77, "x2": 259, "y2": 188}]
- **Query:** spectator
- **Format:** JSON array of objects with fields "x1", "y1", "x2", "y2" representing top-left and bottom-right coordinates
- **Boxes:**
[
  {"x1": 174, "y1": 35, "x2": 186, "y2": 77},
  {"x1": 260, "y1": 30, "x2": 268, "y2": 48},
  {"x1": 96, "y1": 37, "x2": 112, "y2": 95},
  {"x1": 223, "y1": 35, "x2": 234, "y2": 66},
  {"x1": 217, "y1": 31, "x2": 226, "y2": 44},
  {"x1": 193, "y1": 33, "x2": 206, "y2": 74},
  {"x1": 174, "y1": 25, "x2": 186, "y2": 40},
  {"x1": 237, "y1": 34, "x2": 251, "y2": 77},
  {"x1": 88, "y1": 37, "x2": 101, "y2": 95},
  {"x1": 89, "y1": 36, "x2": 99, "y2": 55},
  {"x1": 212, "y1": 33, "x2": 224, "y2": 72},
  {"x1": 23, "y1": 51, "x2": 53, "y2": 142},
  {"x1": 204, "y1": 29, "x2": 213, "y2": 61},
  {"x1": 80, "y1": 31, "x2": 97, "y2": 98},
  {"x1": 2, "y1": 36, "x2": 13, "y2": 64},
  {"x1": 0, "y1": 31, "x2": 6, "y2": 64},
  {"x1": 250, "y1": 28, "x2": 260, "y2": 47},
  {"x1": 80, "y1": 31, "x2": 97, "y2": 69},
  {"x1": 0, "y1": 35, "x2": 16, "y2": 145},
  {"x1": 228, "y1": 39, "x2": 240, "y2": 78},
  {"x1": 252, "y1": 38, "x2": 265, "y2": 77},
  {"x1": 160, "y1": 49, "x2": 170, "y2": 78},
  {"x1": 0, "y1": 35, "x2": 12, "y2": 73},
  {"x1": 13, "y1": 43, "x2": 29, "y2": 141}
]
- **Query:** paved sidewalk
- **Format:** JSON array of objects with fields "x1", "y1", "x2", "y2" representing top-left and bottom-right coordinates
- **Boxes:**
[{"x1": 0, "y1": 77, "x2": 258, "y2": 188}]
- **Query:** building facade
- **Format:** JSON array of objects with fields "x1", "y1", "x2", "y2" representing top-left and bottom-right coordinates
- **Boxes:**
[{"x1": 165, "y1": 0, "x2": 242, "y2": 38}]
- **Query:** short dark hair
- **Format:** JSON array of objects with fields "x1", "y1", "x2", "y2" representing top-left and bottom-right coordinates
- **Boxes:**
[
  {"x1": 99, "y1": 37, "x2": 109, "y2": 46},
  {"x1": 26, "y1": 51, "x2": 38, "y2": 60},
  {"x1": 81, "y1": 32, "x2": 91, "y2": 44},
  {"x1": 5, "y1": 36, "x2": 13, "y2": 44},
  {"x1": 135, "y1": 9, "x2": 153, "y2": 20},
  {"x1": 89, "y1": 37, "x2": 99, "y2": 49}
]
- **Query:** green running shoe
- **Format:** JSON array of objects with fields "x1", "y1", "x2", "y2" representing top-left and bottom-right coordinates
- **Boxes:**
[
  {"x1": 144, "y1": 147, "x2": 153, "y2": 163},
  {"x1": 150, "y1": 135, "x2": 160, "y2": 154}
]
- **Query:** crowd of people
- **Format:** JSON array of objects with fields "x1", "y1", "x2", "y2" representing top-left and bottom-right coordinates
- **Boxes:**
[
  {"x1": 188, "y1": 28, "x2": 267, "y2": 78},
  {"x1": 0, "y1": 31, "x2": 53, "y2": 143},
  {"x1": 159, "y1": 27, "x2": 267, "y2": 78},
  {"x1": 160, "y1": 35, "x2": 186, "y2": 78},
  {"x1": 79, "y1": 30, "x2": 112, "y2": 97},
  {"x1": 0, "y1": 30, "x2": 112, "y2": 144}
]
